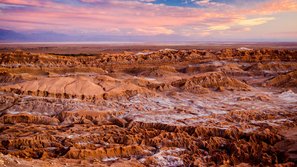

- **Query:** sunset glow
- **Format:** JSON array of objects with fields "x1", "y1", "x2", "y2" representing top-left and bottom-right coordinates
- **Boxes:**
[{"x1": 0, "y1": 0, "x2": 297, "y2": 41}]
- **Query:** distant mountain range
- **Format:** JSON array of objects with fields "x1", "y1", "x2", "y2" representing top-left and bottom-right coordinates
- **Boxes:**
[
  {"x1": 0, "y1": 29, "x2": 76, "y2": 42},
  {"x1": 0, "y1": 28, "x2": 176, "y2": 42},
  {"x1": 1, "y1": 28, "x2": 296, "y2": 43},
  {"x1": 0, "y1": 29, "x2": 28, "y2": 41}
]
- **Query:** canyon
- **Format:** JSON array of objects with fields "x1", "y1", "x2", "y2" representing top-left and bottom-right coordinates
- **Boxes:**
[{"x1": 0, "y1": 46, "x2": 296, "y2": 166}]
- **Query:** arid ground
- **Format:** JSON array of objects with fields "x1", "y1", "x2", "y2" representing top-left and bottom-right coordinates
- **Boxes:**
[{"x1": 0, "y1": 43, "x2": 297, "y2": 166}]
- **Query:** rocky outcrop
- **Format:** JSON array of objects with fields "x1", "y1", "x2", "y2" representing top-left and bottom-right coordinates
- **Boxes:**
[
  {"x1": 1, "y1": 76, "x2": 156, "y2": 101},
  {"x1": 0, "y1": 48, "x2": 296, "y2": 166},
  {"x1": 57, "y1": 110, "x2": 124, "y2": 125},
  {"x1": 172, "y1": 71, "x2": 251, "y2": 91},
  {"x1": 1, "y1": 76, "x2": 104, "y2": 100},
  {"x1": 266, "y1": 70, "x2": 297, "y2": 87},
  {"x1": 246, "y1": 63, "x2": 297, "y2": 73},
  {"x1": 275, "y1": 127, "x2": 297, "y2": 164},
  {"x1": 65, "y1": 145, "x2": 153, "y2": 159},
  {"x1": 0, "y1": 72, "x2": 23, "y2": 84},
  {"x1": 0, "y1": 116, "x2": 294, "y2": 166},
  {"x1": 1, "y1": 113, "x2": 59, "y2": 125},
  {"x1": 102, "y1": 83, "x2": 155, "y2": 100},
  {"x1": 139, "y1": 65, "x2": 178, "y2": 77}
]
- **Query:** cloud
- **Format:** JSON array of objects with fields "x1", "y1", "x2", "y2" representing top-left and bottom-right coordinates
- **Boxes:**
[
  {"x1": 0, "y1": 0, "x2": 296, "y2": 39},
  {"x1": 208, "y1": 25, "x2": 230, "y2": 31},
  {"x1": 80, "y1": 0, "x2": 155, "y2": 4},
  {"x1": 135, "y1": 27, "x2": 174, "y2": 35},
  {"x1": 138, "y1": 0, "x2": 155, "y2": 2},
  {"x1": 195, "y1": 0, "x2": 211, "y2": 5},
  {"x1": 238, "y1": 17, "x2": 275, "y2": 26},
  {"x1": 194, "y1": 0, "x2": 228, "y2": 7}
]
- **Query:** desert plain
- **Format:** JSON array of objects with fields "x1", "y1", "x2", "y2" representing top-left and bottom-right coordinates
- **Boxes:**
[{"x1": 0, "y1": 43, "x2": 296, "y2": 166}]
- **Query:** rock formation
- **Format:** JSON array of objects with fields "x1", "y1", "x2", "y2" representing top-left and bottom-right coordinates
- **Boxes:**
[
  {"x1": 266, "y1": 70, "x2": 297, "y2": 87},
  {"x1": 0, "y1": 48, "x2": 296, "y2": 166}
]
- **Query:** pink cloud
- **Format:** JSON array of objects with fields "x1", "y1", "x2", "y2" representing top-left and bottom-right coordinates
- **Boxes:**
[{"x1": 0, "y1": 0, "x2": 296, "y2": 38}]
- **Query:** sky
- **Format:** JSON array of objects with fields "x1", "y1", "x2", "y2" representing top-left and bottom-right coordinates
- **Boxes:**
[{"x1": 0, "y1": 0, "x2": 297, "y2": 42}]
